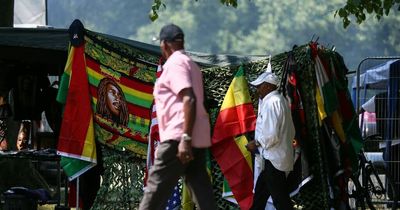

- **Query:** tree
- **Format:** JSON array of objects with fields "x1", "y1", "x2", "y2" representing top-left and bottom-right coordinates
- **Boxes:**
[
  {"x1": 48, "y1": 0, "x2": 400, "y2": 70},
  {"x1": 150, "y1": 0, "x2": 400, "y2": 28},
  {"x1": 137, "y1": 0, "x2": 400, "y2": 69},
  {"x1": 48, "y1": 0, "x2": 153, "y2": 37},
  {"x1": 336, "y1": 0, "x2": 400, "y2": 28},
  {"x1": 149, "y1": 0, "x2": 238, "y2": 21}
]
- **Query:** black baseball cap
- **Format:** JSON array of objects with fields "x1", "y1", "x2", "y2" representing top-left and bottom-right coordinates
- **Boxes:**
[
  {"x1": 159, "y1": 24, "x2": 184, "y2": 42},
  {"x1": 68, "y1": 19, "x2": 85, "y2": 47}
]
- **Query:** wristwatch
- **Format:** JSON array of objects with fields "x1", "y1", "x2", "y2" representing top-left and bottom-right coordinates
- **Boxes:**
[{"x1": 181, "y1": 133, "x2": 192, "y2": 142}]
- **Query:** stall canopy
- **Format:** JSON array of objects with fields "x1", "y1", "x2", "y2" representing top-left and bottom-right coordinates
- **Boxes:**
[
  {"x1": 352, "y1": 59, "x2": 400, "y2": 90},
  {"x1": 0, "y1": 27, "x2": 266, "y2": 76}
]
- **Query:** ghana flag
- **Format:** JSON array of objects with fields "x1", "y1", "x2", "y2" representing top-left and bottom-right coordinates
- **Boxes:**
[
  {"x1": 57, "y1": 38, "x2": 155, "y2": 180},
  {"x1": 211, "y1": 66, "x2": 256, "y2": 210},
  {"x1": 57, "y1": 44, "x2": 97, "y2": 180}
]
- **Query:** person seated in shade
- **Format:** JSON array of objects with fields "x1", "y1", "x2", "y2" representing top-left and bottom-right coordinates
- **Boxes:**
[
  {"x1": 0, "y1": 134, "x2": 7, "y2": 151},
  {"x1": 0, "y1": 94, "x2": 10, "y2": 151},
  {"x1": 16, "y1": 121, "x2": 30, "y2": 151},
  {"x1": 0, "y1": 120, "x2": 7, "y2": 151}
]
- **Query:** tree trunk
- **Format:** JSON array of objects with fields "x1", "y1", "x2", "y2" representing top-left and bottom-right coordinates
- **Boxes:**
[{"x1": 0, "y1": 0, "x2": 14, "y2": 27}]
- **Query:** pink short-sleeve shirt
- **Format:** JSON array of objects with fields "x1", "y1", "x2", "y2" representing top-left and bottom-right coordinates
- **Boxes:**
[{"x1": 154, "y1": 50, "x2": 211, "y2": 148}]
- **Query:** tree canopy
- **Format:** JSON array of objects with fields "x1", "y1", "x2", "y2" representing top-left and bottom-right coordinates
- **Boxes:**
[
  {"x1": 48, "y1": 0, "x2": 400, "y2": 70},
  {"x1": 336, "y1": 0, "x2": 400, "y2": 28},
  {"x1": 150, "y1": 0, "x2": 400, "y2": 28}
]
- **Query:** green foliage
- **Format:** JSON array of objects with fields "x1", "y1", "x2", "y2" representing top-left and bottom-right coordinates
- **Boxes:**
[
  {"x1": 220, "y1": 0, "x2": 238, "y2": 7},
  {"x1": 149, "y1": 0, "x2": 165, "y2": 22},
  {"x1": 149, "y1": 0, "x2": 238, "y2": 22},
  {"x1": 150, "y1": 0, "x2": 399, "y2": 29},
  {"x1": 133, "y1": 0, "x2": 399, "y2": 69},
  {"x1": 335, "y1": 0, "x2": 399, "y2": 28}
]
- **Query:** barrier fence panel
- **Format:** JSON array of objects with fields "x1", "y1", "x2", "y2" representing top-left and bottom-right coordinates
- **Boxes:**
[{"x1": 354, "y1": 57, "x2": 400, "y2": 208}]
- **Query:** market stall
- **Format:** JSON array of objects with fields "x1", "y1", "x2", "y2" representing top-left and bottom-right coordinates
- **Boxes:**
[{"x1": 0, "y1": 20, "x2": 363, "y2": 210}]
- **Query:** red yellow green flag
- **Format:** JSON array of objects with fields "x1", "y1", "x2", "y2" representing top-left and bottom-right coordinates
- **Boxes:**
[
  {"x1": 57, "y1": 44, "x2": 97, "y2": 180},
  {"x1": 211, "y1": 66, "x2": 256, "y2": 210}
]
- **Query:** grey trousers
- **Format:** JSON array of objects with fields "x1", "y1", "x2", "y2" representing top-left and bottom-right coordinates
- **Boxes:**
[{"x1": 139, "y1": 140, "x2": 217, "y2": 210}]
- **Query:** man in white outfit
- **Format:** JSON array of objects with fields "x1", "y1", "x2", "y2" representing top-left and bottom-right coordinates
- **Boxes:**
[{"x1": 246, "y1": 69, "x2": 295, "y2": 210}]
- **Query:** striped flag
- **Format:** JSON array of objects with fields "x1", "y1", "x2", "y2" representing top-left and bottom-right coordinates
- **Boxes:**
[
  {"x1": 145, "y1": 61, "x2": 163, "y2": 184},
  {"x1": 311, "y1": 42, "x2": 338, "y2": 120},
  {"x1": 57, "y1": 44, "x2": 97, "y2": 180},
  {"x1": 311, "y1": 42, "x2": 362, "y2": 182},
  {"x1": 211, "y1": 66, "x2": 256, "y2": 210}
]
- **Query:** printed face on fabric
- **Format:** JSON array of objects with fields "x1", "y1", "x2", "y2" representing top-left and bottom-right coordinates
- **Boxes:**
[
  {"x1": 106, "y1": 83, "x2": 122, "y2": 117},
  {"x1": 96, "y1": 77, "x2": 128, "y2": 126}
]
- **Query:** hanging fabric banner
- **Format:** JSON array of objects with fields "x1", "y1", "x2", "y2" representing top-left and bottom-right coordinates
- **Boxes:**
[
  {"x1": 57, "y1": 25, "x2": 157, "y2": 180},
  {"x1": 211, "y1": 66, "x2": 256, "y2": 210}
]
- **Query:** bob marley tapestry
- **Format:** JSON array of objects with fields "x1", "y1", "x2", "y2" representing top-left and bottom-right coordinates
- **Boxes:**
[{"x1": 57, "y1": 27, "x2": 157, "y2": 179}]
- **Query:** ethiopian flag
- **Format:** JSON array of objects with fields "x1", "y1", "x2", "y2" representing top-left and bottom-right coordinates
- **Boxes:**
[
  {"x1": 57, "y1": 44, "x2": 97, "y2": 180},
  {"x1": 211, "y1": 66, "x2": 256, "y2": 210}
]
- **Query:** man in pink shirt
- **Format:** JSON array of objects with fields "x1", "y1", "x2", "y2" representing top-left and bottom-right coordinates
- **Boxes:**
[{"x1": 139, "y1": 24, "x2": 216, "y2": 210}]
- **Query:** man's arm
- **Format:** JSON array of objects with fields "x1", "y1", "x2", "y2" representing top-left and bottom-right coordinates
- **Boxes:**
[
  {"x1": 177, "y1": 87, "x2": 196, "y2": 164},
  {"x1": 180, "y1": 87, "x2": 196, "y2": 136}
]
